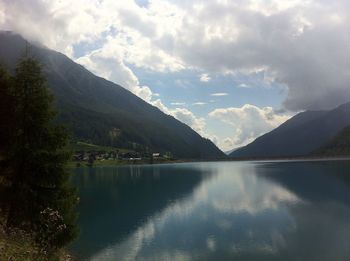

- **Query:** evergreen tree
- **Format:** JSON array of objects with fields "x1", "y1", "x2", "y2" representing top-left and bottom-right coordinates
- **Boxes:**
[
  {"x1": 0, "y1": 65, "x2": 15, "y2": 211},
  {"x1": 0, "y1": 65, "x2": 14, "y2": 158},
  {"x1": 4, "y1": 57, "x2": 78, "y2": 252}
]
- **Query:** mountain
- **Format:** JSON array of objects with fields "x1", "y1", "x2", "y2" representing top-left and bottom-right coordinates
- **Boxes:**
[
  {"x1": 224, "y1": 147, "x2": 242, "y2": 155},
  {"x1": 224, "y1": 149, "x2": 235, "y2": 155},
  {"x1": 313, "y1": 125, "x2": 350, "y2": 156},
  {"x1": 230, "y1": 102, "x2": 350, "y2": 158},
  {"x1": 0, "y1": 31, "x2": 224, "y2": 159}
]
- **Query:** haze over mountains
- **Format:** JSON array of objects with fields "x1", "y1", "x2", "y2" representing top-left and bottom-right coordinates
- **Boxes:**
[
  {"x1": 0, "y1": 31, "x2": 224, "y2": 159},
  {"x1": 230, "y1": 102, "x2": 350, "y2": 158}
]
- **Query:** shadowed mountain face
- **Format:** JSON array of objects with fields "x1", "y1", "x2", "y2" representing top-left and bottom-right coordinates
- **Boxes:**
[
  {"x1": 0, "y1": 31, "x2": 224, "y2": 159},
  {"x1": 230, "y1": 103, "x2": 350, "y2": 158},
  {"x1": 313, "y1": 125, "x2": 350, "y2": 156}
]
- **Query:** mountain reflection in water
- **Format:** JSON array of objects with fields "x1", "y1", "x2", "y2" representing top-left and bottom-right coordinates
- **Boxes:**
[{"x1": 70, "y1": 161, "x2": 350, "y2": 261}]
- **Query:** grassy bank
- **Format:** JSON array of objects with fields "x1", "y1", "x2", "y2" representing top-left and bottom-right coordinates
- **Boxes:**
[
  {"x1": 67, "y1": 158, "x2": 184, "y2": 168},
  {"x1": 0, "y1": 225, "x2": 72, "y2": 261},
  {"x1": 67, "y1": 141, "x2": 133, "y2": 153},
  {"x1": 0, "y1": 220, "x2": 72, "y2": 261},
  {"x1": 0, "y1": 212, "x2": 72, "y2": 261}
]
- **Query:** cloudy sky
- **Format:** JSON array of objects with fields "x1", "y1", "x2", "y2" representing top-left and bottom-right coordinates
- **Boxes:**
[{"x1": 1, "y1": 0, "x2": 350, "y2": 151}]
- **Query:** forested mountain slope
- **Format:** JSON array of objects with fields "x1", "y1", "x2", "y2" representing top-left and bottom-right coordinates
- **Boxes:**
[
  {"x1": 230, "y1": 102, "x2": 350, "y2": 158},
  {"x1": 313, "y1": 125, "x2": 350, "y2": 156},
  {"x1": 0, "y1": 32, "x2": 224, "y2": 159}
]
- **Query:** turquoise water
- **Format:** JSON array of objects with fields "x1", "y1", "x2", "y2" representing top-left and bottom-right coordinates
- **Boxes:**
[{"x1": 70, "y1": 160, "x2": 350, "y2": 260}]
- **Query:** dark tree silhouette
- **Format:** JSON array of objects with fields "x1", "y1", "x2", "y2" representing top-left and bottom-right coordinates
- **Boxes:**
[{"x1": 1, "y1": 57, "x2": 78, "y2": 254}]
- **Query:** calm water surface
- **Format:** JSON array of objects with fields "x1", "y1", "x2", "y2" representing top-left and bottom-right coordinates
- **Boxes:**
[{"x1": 70, "y1": 160, "x2": 350, "y2": 261}]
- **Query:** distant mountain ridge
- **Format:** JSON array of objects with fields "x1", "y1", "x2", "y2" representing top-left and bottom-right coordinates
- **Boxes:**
[
  {"x1": 224, "y1": 147, "x2": 242, "y2": 155},
  {"x1": 230, "y1": 102, "x2": 350, "y2": 158},
  {"x1": 0, "y1": 31, "x2": 224, "y2": 159}
]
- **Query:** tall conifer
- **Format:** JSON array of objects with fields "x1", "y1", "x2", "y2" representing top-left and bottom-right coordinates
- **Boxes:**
[{"x1": 4, "y1": 57, "x2": 78, "y2": 251}]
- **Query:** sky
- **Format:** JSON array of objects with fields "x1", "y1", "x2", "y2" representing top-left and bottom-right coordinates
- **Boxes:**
[{"x1": 1, "y1": 0, "x2": 350, "y2": 151}]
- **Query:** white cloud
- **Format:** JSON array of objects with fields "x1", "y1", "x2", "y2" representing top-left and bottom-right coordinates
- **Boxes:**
[
  {"x1": 211, "y1": 93, "x2": 228, "y2": 97},
  {"x1": 151, "y1": 99, "x2": 171, "y2": 114},
  {"x1": 0, "y1": 5, "x2": 6, "y2": 26},
  {"x1": 167, "y1": 0, "x2": 350, "y2": 110},
  {"x1": 2, "y1": 0, "x2": 350, "y2": 111},
  {"x1": 172, "y1": 108, "x2": 206, "y2": 134},
  {"x1": 151, "y1": 99, "x2": 215, "y2": 142},
  {"x1": 76, "y1": 41, "x2": 155, "y2": 103},
  {"x1": 209, "y1": 137, "x2": 235, "y2": 153},
  {"x1": 208, "y1": 135, "x2": 219, "y2": 147},
  {"x1": 175, "y1": 79, "x2": 193, "y2": 88},
  {"x1": 199, "y1": 73, "x2": 211, "y2": 82},
  {"x1": 209, "y1": 104, "x2": 291, "y2": 148},
  {"x1": 151, "y1": 99, "x2": 207, "y2": 137},
  {"x1": 238, "y1": 83, "x2": 250, "y2": 88},
  {"x1": 223, "y1": 138, "x2": 234, "y2": 149},
  {"x1": 192, "y1": 102, "x2": 207, "y2": 106},
  {"x1": 133, "y1": 85, "x2": 153, "y2": 103},
  {"x1": 170, "y1": 102, "x2": 186, "y2": 106},
  {"x1": 3, "y1": 0, "x2": 350, "y2": 153}
]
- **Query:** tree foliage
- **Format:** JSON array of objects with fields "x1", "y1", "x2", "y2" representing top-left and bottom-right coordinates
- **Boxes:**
[
  {"x1": 0, "y1": 65, "x2": 15, "y2": 158},
  {"x1": 313, "y1": 125, "x2": 350, "y2": 156},
  {"x1": 0, "y1": 57, "x2": 78, "y2": 255}
]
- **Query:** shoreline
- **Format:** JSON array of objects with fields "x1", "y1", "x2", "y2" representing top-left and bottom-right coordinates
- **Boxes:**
[{"x1": 67, "y1": 155, "x2": 350, "y2": 168}]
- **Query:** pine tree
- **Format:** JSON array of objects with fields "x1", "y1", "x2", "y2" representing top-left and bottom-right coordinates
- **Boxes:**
[
  {"x1": 0, "y1": 65, "x2": 15, "y2": 157},
  {"x1": 0, "y1": 65, "x2": 15, "y2": 211},
  {"x1": 4, "y1": 57, "x2": 78, "y2": 252}
]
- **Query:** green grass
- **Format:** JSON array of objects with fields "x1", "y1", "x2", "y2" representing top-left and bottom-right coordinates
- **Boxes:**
[
  {"x1": 65, "y1": 142, "x2": 179, "y2": 168},
  {"x1": 67, "y1": 158, "x2": 182, "y2": 169},
  {"x1": 0, "y1": 229, "x2": 36, "y2": 261},
  {"x1": 0, "y1": 222, "x2": 71, "y2": 261},
  {"x1": 67, "y1": 141, "x2": 133, "y2": 153},
  {"x1": 0, "y1": 212, "x2": 72, "y2": 261},
  {"x1": 66, "y1": 159, "x2": 127, "y2": 168}
]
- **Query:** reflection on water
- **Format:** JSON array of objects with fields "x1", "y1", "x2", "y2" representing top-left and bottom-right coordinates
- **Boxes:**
[{"x1": 70, "y1": 161, "x2": 350, "y2": 261}]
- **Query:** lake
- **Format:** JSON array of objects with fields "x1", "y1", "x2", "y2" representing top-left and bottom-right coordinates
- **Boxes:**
[{"x1": 70, "y1": 160, "x2": 350, "y2": 261}]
